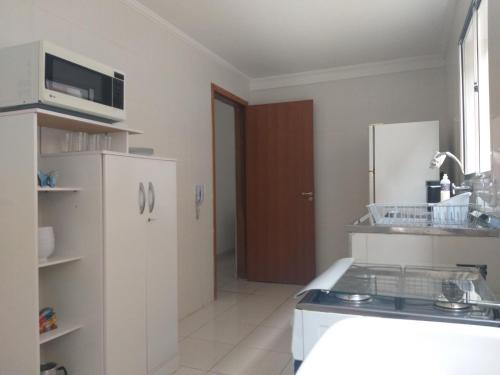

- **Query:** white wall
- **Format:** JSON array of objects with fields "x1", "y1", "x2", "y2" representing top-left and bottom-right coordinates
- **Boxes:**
[
  {"x1": 250, "y1": 68, "x2": 448, "y2": 272},
  {"x1": 214, "y1": 100, "x2": 236, "y2": 255},
  {"x1": 0, "y1": 0, "x2": 250, "y2": 318}
]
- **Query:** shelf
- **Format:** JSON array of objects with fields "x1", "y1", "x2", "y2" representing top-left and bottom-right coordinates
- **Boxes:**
[
  {"x1": 38, "y1": 256, "x2": 83, "y2": 269},
  {"x1": 39, "y1": 322, "x2": 83, "y2": 345},
  {"x1": 37, "y1": 186, "x2": 82, "y2": 192},
  {"x1": 0, "y1": 108, "x2": 143, "y2": 134}
]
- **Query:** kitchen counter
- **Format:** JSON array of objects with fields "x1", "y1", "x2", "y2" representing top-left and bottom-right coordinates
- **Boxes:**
[{"x1": 347, "y1": 214, "x2": 500, "y2": 238}]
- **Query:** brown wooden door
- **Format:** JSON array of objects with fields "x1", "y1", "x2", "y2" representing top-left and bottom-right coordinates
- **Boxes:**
[{"x1": 245, "y1": 100, "x2": 315, "y2": 284}]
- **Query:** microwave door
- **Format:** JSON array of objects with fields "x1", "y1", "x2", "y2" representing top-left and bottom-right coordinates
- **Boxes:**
[{"x1": 45, "y1": 53, "x2": 113, "y2": 106}]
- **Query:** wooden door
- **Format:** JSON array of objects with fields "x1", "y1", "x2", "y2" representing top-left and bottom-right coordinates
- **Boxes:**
[
  {"x1": 103, "y1": 155, "x2": 147, "y2": 375},
  {"x1": 246, "y1": 100, "x2": 315, "y2": 284},
  {"x1": 145, "y1": 159, "x2": 178, "y2": 374}
]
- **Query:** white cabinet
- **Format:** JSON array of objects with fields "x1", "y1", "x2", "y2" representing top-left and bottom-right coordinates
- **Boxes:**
[
  {"x1": 350, "y1": 233, "x2": 433, "y2": 265},
  {"x1": 144, "y1": 160, "x2": 178, "y2": 374},
  {"x1": 103, "y1": 154, "x2": 178, "y2": 375},
  {"x1": 0, "y1": 109, "x2": 178, "y2": 375},
  {"x1": 103, "y1": 155, "x2": 149, "y2": 375}
]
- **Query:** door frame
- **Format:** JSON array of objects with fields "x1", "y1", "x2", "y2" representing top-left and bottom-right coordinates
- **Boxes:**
[{"x1": 211, "y1": 83, "x2": 248, "y2": 299}]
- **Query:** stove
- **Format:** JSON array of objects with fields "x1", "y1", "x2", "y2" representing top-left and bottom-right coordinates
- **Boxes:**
[{"x1": 291, "y1": 258, "x2": 500, "y2": 373}]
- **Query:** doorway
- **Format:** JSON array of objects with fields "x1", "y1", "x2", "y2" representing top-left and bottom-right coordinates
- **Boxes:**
[
  {"x1": 211, "y1": 84, "x2": 247, "y2": 298},
  {"x1": 211, "y1": 86, "x2": 316, "y2": 298}
]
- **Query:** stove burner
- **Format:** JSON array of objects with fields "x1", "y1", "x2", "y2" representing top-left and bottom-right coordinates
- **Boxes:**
[
  {"x1": 434, "y1": 300, "x2": 472, "y2": 311},
  {"x1": 334, "y1": 293, "x2": 372, "y2": 303}
]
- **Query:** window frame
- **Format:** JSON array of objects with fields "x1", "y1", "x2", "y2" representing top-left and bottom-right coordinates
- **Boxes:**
[{"x1": 459, "y1": 0, "x2": 491, "y2": 175}]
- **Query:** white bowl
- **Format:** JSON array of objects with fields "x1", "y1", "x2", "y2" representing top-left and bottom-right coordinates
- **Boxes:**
[{"x1": 38, "y1": 227, "x2": 55, "y2": 261}]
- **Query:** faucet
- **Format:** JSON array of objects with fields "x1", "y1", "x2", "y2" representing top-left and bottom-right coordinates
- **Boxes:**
[
  {"x1": 429, "y1": 151, "x2": 465, "y2": 175},
  {"x1": 452, "y1": 183, "x2": 472, "y2": 196}
]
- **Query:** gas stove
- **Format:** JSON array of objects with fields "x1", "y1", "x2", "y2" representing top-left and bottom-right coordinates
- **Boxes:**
[
  {"x1": 298, "y1": 291, "x2": 498, "y2": 326},
  {"x1": 291, "y1": 258, "x2": 500, "y2": 373}
]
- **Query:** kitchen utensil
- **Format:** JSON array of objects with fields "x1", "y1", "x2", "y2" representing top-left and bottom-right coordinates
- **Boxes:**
[
  {"x1": 38, "y1": 227, "x2": 55, "y2": 261},
  {"x1": 40, "y1": 362, "x2": 67, "y2": 375},
  {"x1": 441, "y1": 280, "x2": 464, "y2": 302}
]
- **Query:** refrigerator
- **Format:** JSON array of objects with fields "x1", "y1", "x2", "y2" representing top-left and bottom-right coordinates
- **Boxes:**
[{"x1": 369, "y1": 121, "x2": 440, "y2": 204}]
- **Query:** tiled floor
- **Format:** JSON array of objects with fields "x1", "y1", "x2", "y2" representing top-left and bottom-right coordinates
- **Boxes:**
[{"x1": 175, "y1": 252, "x2": 301, "y2": 375}]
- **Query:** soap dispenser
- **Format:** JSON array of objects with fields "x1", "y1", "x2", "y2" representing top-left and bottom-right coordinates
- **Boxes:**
[{"x1": 440, "y1": 174, "x2": 451, "y2": 202}]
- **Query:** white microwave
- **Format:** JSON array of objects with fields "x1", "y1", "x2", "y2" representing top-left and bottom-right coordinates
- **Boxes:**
[{"x1": 0, "y1": 41, "x2": 125, "y2": 122}]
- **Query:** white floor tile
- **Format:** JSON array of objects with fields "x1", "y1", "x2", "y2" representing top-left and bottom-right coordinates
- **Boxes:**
[
  {"x1": 173, "y1": 366, "x2": 206, "y2": 375},
  {"x1": 214, "y1": 291, "x2": 249, "y2": 312},
  {"x1": 178, "y1": 254, "x2": 300, "y2": 375},
  {"x1": 219, "y1": 278, "x2": 267, "y2": 294},
  {"x1": 239, "y1": 325, "x2": 292, "y2": 353},
  {"x1": 191, "y1": 314, "x2": 257, "y2": 344},
  {"x1": 179, "y1": 337, "x2": 234, "y2": 371},
  {"x1": 253, "y1": 283, "x2": 303, "y2": 301},
  {"x1": 217, "y1": 295, "x2": 281, "y2": 325},
  {"x1": 261, "y1": 298, "x2": 297, "y2": 329},
  {"x1": 212, "y1": 346, "x2": 291, "y2": 375},
  {"x1": 179, "y1": 306, "x2": 219, "y2": 338}
]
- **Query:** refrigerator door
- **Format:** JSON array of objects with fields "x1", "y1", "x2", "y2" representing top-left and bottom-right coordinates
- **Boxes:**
[
  {"x1": 368, "y1": 124, "x2": 376, "y2": 172},
  {"x1": 368, "y1": 171, "x2": 375, "y2": 204},
  {"x1": 373, "y1": 121, "x2": 439, "y2": 204}
]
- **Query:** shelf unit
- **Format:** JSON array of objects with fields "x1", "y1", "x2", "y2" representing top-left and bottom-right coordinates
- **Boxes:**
[
  {"x1": 0, "y1": 108, "x2": 143, "y2": 134},
  {"x1": 39, "y1": 322, "x2": 83, "y2": 345},
  {"x1": 38, "y1": 256, "x2": 83, "y2": 269},
  {"x1": 0, "y1": 107, "x2": 141, "y2": 375}
]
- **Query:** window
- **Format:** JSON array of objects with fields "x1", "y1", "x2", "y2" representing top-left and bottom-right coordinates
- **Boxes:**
[{"x1": 460, "y1": 0, "x2": 490, "y2": 174}]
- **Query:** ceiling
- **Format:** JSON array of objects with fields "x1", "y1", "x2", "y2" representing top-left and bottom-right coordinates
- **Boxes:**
[{"x1": 137, "y1": 0, "x2": 457, "y2": 78}]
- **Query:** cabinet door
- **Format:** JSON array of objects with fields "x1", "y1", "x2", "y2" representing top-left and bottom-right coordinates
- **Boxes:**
[
  {"x1": 145, "y1": 160, "x2": 178, "y2": 373},
  {"x1": 365, "y1": 234, "x2": 433, "y2": 266},
  {"x1": 103, "y1": 155, "x2": 148, "y2": 375}
]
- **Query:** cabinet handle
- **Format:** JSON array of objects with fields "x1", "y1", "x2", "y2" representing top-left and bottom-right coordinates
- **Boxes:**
[
  {"x1": 148, "y1": 182, "x2": 155, "y2": 213},
  {"x1": 139, "y1": 182, "x2": 146, "y2": 215}
]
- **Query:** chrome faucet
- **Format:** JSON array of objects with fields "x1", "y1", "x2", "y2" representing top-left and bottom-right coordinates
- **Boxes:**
[{"x1": 452, "y1": 183, "x2": 472, "y2": 196}]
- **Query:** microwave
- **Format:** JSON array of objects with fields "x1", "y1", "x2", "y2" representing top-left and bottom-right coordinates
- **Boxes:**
[{"x1": 0, "y1": 41, "x2": 125, "y2": 122}]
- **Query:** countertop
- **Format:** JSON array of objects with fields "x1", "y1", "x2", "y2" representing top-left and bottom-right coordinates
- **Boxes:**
[{"x1": 346, "y1": 214, "x2": 500, "y2": 237}]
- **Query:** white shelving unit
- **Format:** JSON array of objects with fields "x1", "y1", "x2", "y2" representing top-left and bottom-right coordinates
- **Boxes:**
[
  {"x1": 38, "y1": 256, "x2": 83, "y2": 269},
  {"x1": 39, "y1": 322, "x2": 83, "y2": 345},
  {"x1": 2, "y1": 107, "x2": 178, "y2": 375},
  {"x1": 0, "y1": 108, "x2": 142, "y2": 375}
]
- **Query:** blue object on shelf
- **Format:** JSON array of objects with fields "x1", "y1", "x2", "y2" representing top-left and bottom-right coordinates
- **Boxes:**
[
  {"x1": 38, "y1": 170, "x2": 57, "y2": 188},
  {"x1": 38, "y1": 170, "x2": 48, "y2": 187}
]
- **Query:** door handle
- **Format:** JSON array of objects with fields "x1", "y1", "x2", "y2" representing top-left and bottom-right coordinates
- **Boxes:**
[
  {"x1": 138, "y1": 182, "x2": 146, "y2": 214},
  {"x1": 301, "y1": 192, "x2": 314, "y2": 201},
  {"x1": 148, "y1": 182, "x2": 155, "y2": 213}
]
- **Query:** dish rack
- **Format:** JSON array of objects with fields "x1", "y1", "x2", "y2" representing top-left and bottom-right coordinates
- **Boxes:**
[{"x1": 367, "y1": 203, "x2": 479, "y2": 227}]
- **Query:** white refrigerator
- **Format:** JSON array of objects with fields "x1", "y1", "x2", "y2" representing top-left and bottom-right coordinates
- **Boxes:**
[{"x1": 369, "y1": 121, "x2": 440, "y2": 204}]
